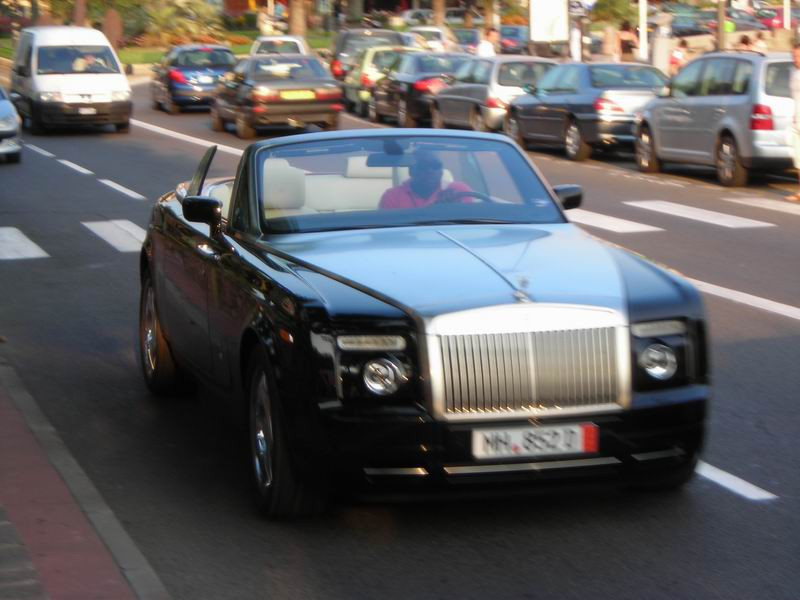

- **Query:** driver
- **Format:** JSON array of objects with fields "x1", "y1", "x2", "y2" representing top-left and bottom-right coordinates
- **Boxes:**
[{"x1": 379, "y1": 150, "x2": 473, "y2": 210}]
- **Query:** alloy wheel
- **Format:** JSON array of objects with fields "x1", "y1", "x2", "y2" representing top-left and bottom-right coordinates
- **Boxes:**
[
  {"x1": 251, "y1": 372, "x2": 274, "y2": 492},
  {"x1": 565, "y1": 123, "x2": 581, "y2": 158},
  {"x1": 717, "y1": 140, "x2": 735, "y2": 183},
  {"x1": 142, "y1": 285, "x2": 157, "y2": 377},
  {"x1": 637, "y1": 130, "x2": 653, "y2": 168},
  {"x1": 397, "y1": 100, "x2": 407, "y2": 127}
]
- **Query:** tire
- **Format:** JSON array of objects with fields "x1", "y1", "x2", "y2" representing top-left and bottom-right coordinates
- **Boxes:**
[
  {"x1": 716, "y1": 134, "x2": 748, "y2": 187},
  {"x1": 504, "y1": 111, "x2": 528, "y2": 149},
  {"x1": 166, "y1": 97, "x2": 181, "y2": 115},
  {"x1": 368, "y1": 96, "x2": 383, "y2": 123},
  {"x1": 6, "y1": 152, "x2": 20, "y2": 164},
  {"x1": 28, "y1": 107, "x2": 45, "y2": 135},
  {"x1": 635, "y1": 125, "x2": 661, "y2": 173},
  {"x1": 246, "y1": 346, "x2": 328, "y2": 517},
  {"x1": 564, "y1": 119, "x2": 591, "y2": 161},
  {"x1": 235, "y1": 112, "x2": 256, "y2": 139},
  {"x1": 138, "y1": 271, "x2": 183, "y2": 396},
  {"x1": 210, "y1": 104, "x2": 224, "y2": 132},
  {"x1": 469, "y1": 106, "x2": 488, "y2": 132},
  {"x1": 629, "y1": 453, "x2": 699, "y2": 492},
  {"x1": 430, "y1": 104, "x2": 445, "y2": 129},
  {"x1": 397, "y1": 98, "x2": 417, "y2": 128},
  {"x1": 115, "y1": 121, "x2": 130, "y2": 134}
]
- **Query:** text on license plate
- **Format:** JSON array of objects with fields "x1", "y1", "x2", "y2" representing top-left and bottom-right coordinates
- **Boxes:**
[
  {"x1": 280, "y1": 90, "x2": 315, "y2": 100},
  {"x1": 472, "y1": 423, "x2": 598, "y2": 459},
  {"x1": 78, "y1": 107, "x2": 97, "y2": 115}
]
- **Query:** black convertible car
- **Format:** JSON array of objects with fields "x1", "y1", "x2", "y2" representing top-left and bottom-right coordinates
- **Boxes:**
[{"x1": 138, "y1": 129, "x2": 709, "y2": 516}]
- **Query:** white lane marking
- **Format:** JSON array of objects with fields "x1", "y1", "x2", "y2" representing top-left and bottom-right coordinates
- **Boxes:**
[
  {"x1": 57, "y1": 159, "x2": 93, "y2": 175},
  {"x1": 568, "y1": 208, "x2": 663, "y2": 233},
  {"x1": 696, "y1": 461, "x2": 778, "y2": 501},
  {"x1": 130, "y1": 118, "x2": 244, "y2": 156},
  {"x1": 0, "y1": 228, "x2": 49, "y2": 260},
  {"x1": 722, "y1": 196, "x2": 800, "y2": 217},
  {"x1": 98, "y1": 179, "x2": 146, "y2": 201},
  {"x1": 82, "y1": 220, "x2": 146, "y2": 252},
  {"x1": 688, "y1": 278, "x2": 800, "y2": 322},
  {"x1": 625, "y1": 200, "x2": 774, "y2": 229},
  {"x1": 24, "y1": 144, "x2": 54, "y2": 158}
]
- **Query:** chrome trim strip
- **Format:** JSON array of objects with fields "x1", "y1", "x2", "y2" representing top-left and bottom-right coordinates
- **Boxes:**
[
  {"x1": 444, "y1": 456, "x2": 621, "y2": 475},
  {"x1": 363, "y1": 467, "x2": 429, "y2": 477},
  {"x1": 631, "y1": 448, "x2": 685, "y2": 462}
]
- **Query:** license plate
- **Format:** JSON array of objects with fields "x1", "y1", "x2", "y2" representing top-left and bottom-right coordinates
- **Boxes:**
[
  {"x1": 280, "y1": 90, "x2": 315, "y2": 100},
  {"x1": 78, "y1": 107, "x2": 97, "y2": 115},
  {"x1": 472, "y1": 423, "x2": 598, "y2": 460},
  {"x1": 197, "y1": 75, "x2": 214, "y2": 84}
]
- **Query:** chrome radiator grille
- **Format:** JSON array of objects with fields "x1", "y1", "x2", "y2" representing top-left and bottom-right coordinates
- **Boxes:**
[{"x1": 438, "y1": 327, "x2": 620, "y2": 415}]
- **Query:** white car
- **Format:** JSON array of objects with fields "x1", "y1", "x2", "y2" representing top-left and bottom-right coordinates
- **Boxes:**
[
  {"x1": 401, "y1": 9, "x2": 433, "y2": 26},
  {"x1": 0, "y1": 87, "x2": 21, "y2": 163},
  {"x1": 408, "y1": 26, "x2": 461, "y2": 53}
]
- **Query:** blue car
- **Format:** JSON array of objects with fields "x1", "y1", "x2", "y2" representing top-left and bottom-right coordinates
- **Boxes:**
[{"x1": 150, "y1": 45, "x2": 237, "y2": 114}]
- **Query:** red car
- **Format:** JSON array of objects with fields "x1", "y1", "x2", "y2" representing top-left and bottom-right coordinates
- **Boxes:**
[{"x1": 756, "y1": 7, "x2": 799, "y2": 30}]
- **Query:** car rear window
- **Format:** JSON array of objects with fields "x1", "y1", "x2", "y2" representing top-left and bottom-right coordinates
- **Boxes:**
[
  {"x1": 256, "y1": 40, "x2": 303, "y2": 55},
  {"x1": 415, "y1": 55, "x2": 466, "y2": 74},
  {"x1": 342, "y1": 33, "x2": 403, "y2": 54},
  {"x1": 497, "y1": 61, "x2": 553, "y2": 87},
  {"x1": 176, "y1": 49, "x2": 235, "y2": 68},
  {"x1": 764, "y1": 62, "x2": 792, "y2": 97},
  {"x1": 253, "y1": 57, "x2": 328, "y2": 81},
  {"x1": 590, "y1": 65, "x2": 667, "y2": 88}
]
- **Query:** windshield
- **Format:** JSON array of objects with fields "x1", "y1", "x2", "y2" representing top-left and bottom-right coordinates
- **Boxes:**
[
  {"x1": 255, "y1": 136, "x2": 562, "y2": 234},
  {"x1": 175, "y1": 49, "x2": 235, "y2": 68},
  {"x1": 253, "y1": 57, "x2": 328, "y2": 81},
  {"x1": 454, "y1": 30, "x2": 479, "y2": 44},
  {"x1": 256, "y1": 40, "x2": 303, "y2": 55},
  {"x1": 498, "y1": 61, "x2": 553, "y2": 87},
  {"x1": 36, "y1": 45, "x2": 120, "y2": 75},
  {"x1": 590, "y1": 65, "x2": 667, "y2": 88}
]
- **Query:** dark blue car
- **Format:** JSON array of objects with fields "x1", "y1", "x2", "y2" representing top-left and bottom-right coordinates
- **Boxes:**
[{"x1": 150, "y1": 45, "x2": 237, "y2": 114}]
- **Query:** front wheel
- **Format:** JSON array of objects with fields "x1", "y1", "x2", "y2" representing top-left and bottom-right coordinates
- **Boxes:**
[
  {"x1": 115, "y1": 121, "x2": 130, "y2": 134},
  {"x1": 430, "y1": 104, "x2": 445, "y2": 129},
  {"x1": 636, "y1": 125, "x2": 661, "y2": 173},
  {"x1": 716, "y1": 135, "x2": 748, "y2": 187},
  {"x1": 235, "y1": 112, "x2": 256, "y2": 139},
  {"x1": 139, "y1": 271, "x2": 183, "y2": 396},
  {"x1": 210, "y1": 104, "x2": 224, "y2": 132},
  {"x1": 368, "y1": 97, "x2": 383, "y2": 123},
  {"x1": 504, "y1": 112, "x2": 527, "y2": 149},
  {"x1": 564, "y1": 119, "x2": 591, "y2": 161},
  {"x1": 247, "y1": 346, "x2": 328, "y2": 517},
  {"x1": 6, "y1": 152, "x2": 21, "y2": 164}
]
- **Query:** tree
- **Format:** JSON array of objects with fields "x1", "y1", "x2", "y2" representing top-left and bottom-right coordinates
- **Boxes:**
[
  {"x1": 289, "y1": 0, "x2": 305, "y2": 35},
  {"x1": 591, "y1": 0, "x2": 635, "y2": 24},
  {"x1": 482, "y1": 0, "x2": 494, "y2": 30},
  {"x1": 432, "y1": 0, "x2": 445, "y2": 26},
  {"x1": 73, "y1": 0, "x2": 87, "y2": 25}
]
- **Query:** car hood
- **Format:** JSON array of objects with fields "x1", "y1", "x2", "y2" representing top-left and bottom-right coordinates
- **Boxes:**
[
  {"x1": 266, "y1": 224, "x2": 636, "y2": 319},
  {"x1": 0, "y1": 100, "x2": 18, "y2": 122}
]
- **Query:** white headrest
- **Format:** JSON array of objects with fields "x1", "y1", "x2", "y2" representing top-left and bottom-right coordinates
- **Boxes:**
[
  {"x1": 262, "y1": 159, "x2": 306, "y2": 210},
  {"x1": 346, "y1": 155, "x2": 393, "y2": 179}
]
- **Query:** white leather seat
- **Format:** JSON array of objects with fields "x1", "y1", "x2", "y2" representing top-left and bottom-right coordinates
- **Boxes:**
[{"x1": 262, "y1": 158, "x2": 317, "y2": 219}]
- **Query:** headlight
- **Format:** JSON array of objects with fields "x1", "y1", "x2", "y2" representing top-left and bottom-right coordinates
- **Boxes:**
[
  {"x1": 38, "y1": 91, "x2": 62, "y2": 103},
  {"x1": 0, "y1": 115, "x2": 17, "y2": 129},
  {"x1": 638, "y1": 343, "x2": 677, "y2": 381},
  {"x1": 337, "y1": 335, "x2": 406, "y2": 351},
  {"x1": 363, "y1": 358, "x2": 408, "y2": 396},
  {"x1": 112, "y1": 90, "x2": 131, "y2": 102}
]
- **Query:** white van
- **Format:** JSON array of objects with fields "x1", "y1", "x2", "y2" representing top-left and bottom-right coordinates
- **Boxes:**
[{"x1": 10, "y1": 26, "x2": 131, "y2": 134}]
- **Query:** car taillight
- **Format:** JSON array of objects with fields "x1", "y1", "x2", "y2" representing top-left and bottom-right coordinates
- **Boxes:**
[
  {"x1": 414, "y1": 77, "x2": 445, "y2": 94},
  {"x1": 315, "y1": 87, "x2": 342, "y2": 100},
  {"x1": 252, "y1": 88, "x2": 279, "y2": 102},
  {"x1": 772, "y1": 18, "x2": 781, "y2": 26},
  {"x1": 486, "y1": 97, "x2": 507, "y2": 109},
  {"x1": 331, "y1": 59, "x2": 344, "y2": 78},
  {"x1": 593, "y1": 97, "x2": 624, "y2": 114},
  {"x1": 502, "y1": 39, "x2": 517, "y2": 47},
  {"x1": 360, "y1": 73, "x2": 374, "y2": 88},
  {"x1": 168, "y1": 69, "x2": 187, "y2": 84},
  {"x1": 750, "y1": 103, "x2": 774, "y2": 130}
]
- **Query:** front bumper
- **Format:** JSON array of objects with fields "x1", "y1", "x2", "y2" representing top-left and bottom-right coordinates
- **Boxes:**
[
  {"x1": 581, "y1": 116, "x2": 637, "y2": 146},
  {"x1": 247, "y1": 103, "x2": 342, "y2": 127},
  {"x1": 35, "y1": 100, "x2": 132, "y2": 126},
  {"x1": 321, "y1": 388, "x2": 707, "y2": 488},
  {"x1": 0, "y1": 134, "x2": 20, "y2": 155}
]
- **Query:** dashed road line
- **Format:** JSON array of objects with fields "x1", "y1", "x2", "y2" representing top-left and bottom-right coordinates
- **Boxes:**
[
  {"x1": 625, "y1": 200, "x2": 775, "y2": 229},
  {"x1": 98, "y1": 179, "x2": 146, "y2": 201},
  {"x1": 82, "y1": 220, "x2": 146, "y2": 252},
  {"x1": 688, "y1": 278, "x2": 800, "y2": 322},
  {"x1": 696, "y1": 461, "x2": 778, "y2": 501},
  {"x1": 0, "y1": 228, "x2": 49, "y2": 260},
  {"x1": 568, "y1": 209, "x2": 663, "y2": 233},
  {"x1": 722, "y1": 196, "x2": 800, "y2": 217},
  {"x1": 130, "y1": 118, "x2": 244, "y2": 156},
  {"x1": 23, "y1": 144, "x2": 54, "y2": 158},
  {"x1": 57, "y1": 159, "x2": 93, "y2": 175}
]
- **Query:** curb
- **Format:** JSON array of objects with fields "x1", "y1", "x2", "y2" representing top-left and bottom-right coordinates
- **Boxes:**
[{"x1": 0, "y1": 359, "x2": 171, "y2": 600}]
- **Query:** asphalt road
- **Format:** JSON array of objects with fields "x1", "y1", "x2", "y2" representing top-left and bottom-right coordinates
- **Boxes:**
[{"x1": 0, "y1": 81, "x2": 798, "y2": 599}]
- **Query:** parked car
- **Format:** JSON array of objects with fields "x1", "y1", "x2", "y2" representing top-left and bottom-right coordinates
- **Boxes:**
[
  {"x1": 445, "y1": 7, "x2": 484, "y2": 26},
  {"x1": 699, "y1": 8, "x2": 768, "y2": 32},
  {"x1": 210, "y1": 54, "x2": 342, "y2": 138},
  {"x1": 453, "y1": 28, "x2": 481, "y2": 54},
  {"x1": 670, "y1": 16, "x2": 711, "y2": 37},
  {"x1": 500, "y1": 25, "x2": 530, "y2": 55},
  {"x1": 369, "y1": 52, "x2": 470, "y2": 127},
  {"x1": 139, "y1": 129, "x2": 709, "y2": 516},
  {"x1": 342, "y1": 45, "x2": 422, "y2": 117},
  {"x1": 400, "y1": 8, "x2": 432, "y2": 26},
  {"x1": 431, "y1": 56, "x2": 555, "y2": 132},
  {"x1": 330, "y1": 28, "x2": 406, "y2": 80},
  {"x1": 399, "y1": 31, "x2": 434, "y2": 51},
  {"x1": 506, "y1": 62, "x2": 667, "y2": 161},
  {"x1": 250, "y1": 35, "x2": 312, "y2": 56},
  {"x1": 10, "y1": 26, "x2": 131, "y2": 134},
  {"x1": 636, "y1": 51, "x2": 794, "y2": 187},
  {"x1": 408, "y1": 25, "x2": 461, "y2": 53},
  {"x1": 150, "y1": 45, "x2": 236, "y2": 114},
  {"x1": 755, "y1": 7, "x2": 800, "y2": 31},
  {"x1": 0, "y1": 86, "x2": 21, "y2": 163}
]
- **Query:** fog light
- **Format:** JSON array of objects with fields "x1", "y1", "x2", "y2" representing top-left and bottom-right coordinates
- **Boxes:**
[
  {"x1": 363, "y1": 358, "x2": 407, "y2": 396},
  {"x1": 639, "y1": 343, "x2": 677, "y2": 380}
]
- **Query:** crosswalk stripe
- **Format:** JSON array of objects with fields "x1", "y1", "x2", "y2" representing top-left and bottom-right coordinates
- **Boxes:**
[
  {"x1": 625, "y1": 200, "x2": 774, "y2": 229},
  {"x1": 0, "y1": 228, "x2": 49, "y2": 260},
  {"x1": 82, "y1": 220, "x2": 146, "y2": 252},
  {"x1": 567, "y1": 209, "x2": 663, "y2": 233},
  {"x1": 722, "y1": 196, "x2": 800, "y2": 217}
]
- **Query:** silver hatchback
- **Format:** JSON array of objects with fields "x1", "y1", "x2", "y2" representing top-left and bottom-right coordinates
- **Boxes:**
[{"x1": 635, "y1": 51, "x2": 794, "y2": 186}]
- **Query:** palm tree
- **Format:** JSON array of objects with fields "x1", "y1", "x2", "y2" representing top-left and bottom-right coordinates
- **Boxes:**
[
  {"x1": 432, "y1": 0, "x2": 445, "y2": 26},
  {"x1": 289, "y1": 0, "x2": 305, "y2": 36},
  {"x1": 483, "y1": 0, "x2": 494, "y2": 30}
]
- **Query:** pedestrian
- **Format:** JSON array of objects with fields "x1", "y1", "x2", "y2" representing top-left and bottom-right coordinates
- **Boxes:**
[
  {"x1": 618, "y1": 20, "x2": 639, "y2": 62},
  {"x1": 754, "y1": 31, "x2": 768, "y2": 53},
  {"x1": 476, "y1": 27, "x2": 498, "y2": 57},
  {"x1": 669, "y1": 39, "x2": 689, "y2": 76},
  {"x1": 738, "y1": 35, "x2": 753, "y2": 51},
  {"x1": 788, "y1": 43, "x2": 800, "y2": 202}
]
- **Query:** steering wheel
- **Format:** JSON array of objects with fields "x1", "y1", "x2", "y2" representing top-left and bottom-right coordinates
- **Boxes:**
[{"x1": 435, "y1": 189, "x2": 497, "y2": 204}]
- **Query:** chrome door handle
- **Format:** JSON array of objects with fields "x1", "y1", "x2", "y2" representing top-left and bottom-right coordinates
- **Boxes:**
[
  {"x1": 714, "y1": 108, "x2": 725, "y2": 114},
  {"x1": 196, "y1": 243, "x2": 220, "y2": 260}
]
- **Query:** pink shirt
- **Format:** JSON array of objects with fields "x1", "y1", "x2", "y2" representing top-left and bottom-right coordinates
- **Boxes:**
[{"x1": 379, "y1": 180, "x2": 472, "y2": 210}]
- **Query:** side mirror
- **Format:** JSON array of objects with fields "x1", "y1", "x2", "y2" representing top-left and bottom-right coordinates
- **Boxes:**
[
  {"x1": 14, "y1": 65, "x2": 29, "y2": 77},
  {"x1": 182, "y1": 196, "x2": 223, "y2": 234},
  {"x1": 656, "y1": 85, "x2": 670, "y2": 98},
  {"x1": 553, "y1": 184, "x2": 582, "y2": 210}
]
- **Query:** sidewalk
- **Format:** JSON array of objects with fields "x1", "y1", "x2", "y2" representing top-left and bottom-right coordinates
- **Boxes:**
[{"x1": 0, "y1": 359, "x2": 165, "y2": 599}]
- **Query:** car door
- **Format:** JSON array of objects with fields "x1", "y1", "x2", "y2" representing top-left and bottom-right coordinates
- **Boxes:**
[
  {"x1": 689, "y1": 57, "x2": 738, "y2": 162},
  {"x1": 10, "y1": 33, "x2": 33, "y2": 116},
  {"x1": 655, "y1": 58, "x2": 705, "y2": 160},
  {"x1": 529, "y1": 65, "x2": 581, "y2": 141},
  {"x1": 219, "y1": 59, "x2": 249, "y2": 119},
  {"x1": 514, "y1": 64, "x2": 563, "y2": 140},
  {"x1": 461, "y1": 60, "x2": 493, "y2": 123},
  {"x1": 436, "y1": 59, "x2": 474, "y2": 124}
]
